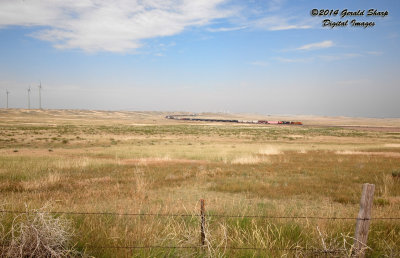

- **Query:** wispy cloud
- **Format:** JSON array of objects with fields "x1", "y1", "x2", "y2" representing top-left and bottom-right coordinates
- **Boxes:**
[
  {"x1": 274, "y1": 57, "x2": 314, "y2": 63},
  {"x1": 207, "y1": 26, "x2": 247, "y2": 32},
  {"x1": 0, "y1": 0, "x2": 233, "y2": 53},
  {"x1": 366, "y1": 51, "x2": 383, "y2": 56},
  {"x1": 272, "y1": 51, "x2": 362, "y2": 64},
  {"x1": 251, "y1": 15, "x2": 312, "y2": 31},
  {"x1": 267, "y1": 0, "x2": 286, "y2": 12},
  {"x1": 319, "y1": 53, "x2": 362, "y2": 61},
  {"x1": 249, "y1": 61, "x2": 269, "y2": 66},
  {"x1": 0, "y1": 0, "x2": 317, "y2": 53},
  {"x1": 297, "y1": 40, "x2": 334, "y2": 51},
  {"x1": 269, "y1": 24, "x2": 311, "y2": 31}
]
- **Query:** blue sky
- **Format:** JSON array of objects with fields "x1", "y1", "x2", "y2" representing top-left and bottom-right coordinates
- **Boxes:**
[{"x1": 0, "y1": 0, "x2": 399, "y2": 117}]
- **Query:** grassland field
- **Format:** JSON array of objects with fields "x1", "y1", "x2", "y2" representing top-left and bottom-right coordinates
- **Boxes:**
[{"x1": 0, "y1": 109, "x2": 400, "y2": 257}]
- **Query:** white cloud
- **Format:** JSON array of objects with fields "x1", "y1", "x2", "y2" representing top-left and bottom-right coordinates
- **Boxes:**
[
  {"x1": 252, "y1": 16, "x2": 312, "y2": 31},
  {"x1": 274, "y1": 57, "x2": 313, "y2": 63},
  {"x1": 267, "y1": 0, "x2": 286, "y2": 12},
  {"x1": 207, "y1": 25, "x2": 247, "y2": 32},
  {"x1": 0, "y1": 0, "x2": 317, "y2": 53},
  {"x1": 297, "y1": 40, "x2": 333, "y2": 51},
  {"x1": 319, "y1": 53, "x2": 362, "y2": 61},
  {"x1": 249, "y1": 61, "x2": 269, "y2": 66},
  {"x1": 269, "y1": 24, "x2": 310, "y2": 31},
  {"x1": 0, "y1": 0, "x2": 232, "y2": 53}
]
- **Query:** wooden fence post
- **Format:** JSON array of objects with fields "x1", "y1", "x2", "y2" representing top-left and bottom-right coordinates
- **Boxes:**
[
  {"x1": 200, "y1": 199, "x2": 206, "y2": 246},
  {"x1": 354, "y1": 183, "x2": 375, "y2": 257}
]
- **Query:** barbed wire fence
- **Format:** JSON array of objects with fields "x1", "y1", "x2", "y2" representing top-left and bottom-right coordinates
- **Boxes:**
[
  {"x1": 1, "y1": 183, "x2": 399, "y2": 256},
  {"x1": 1, "y1": 210, "x2": 399, "y2": 220}
]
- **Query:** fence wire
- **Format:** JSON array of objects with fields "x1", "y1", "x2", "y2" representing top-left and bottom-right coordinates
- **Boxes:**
[
  {"x1": 85, "y1": 245, "x2": 399, "y2": 255},
  {"x1": 87, "y1": 245, "x2": 346, "y2": 252},
  {"x1": 0, "y1": 210, "x2": 399, "y2": 220}
]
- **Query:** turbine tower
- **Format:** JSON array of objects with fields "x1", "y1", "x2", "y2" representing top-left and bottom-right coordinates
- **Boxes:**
[
  {"x1": 6, "y1": 89, "x2": 9, "y2": 108},
  {"x1": 28, "y1": 86, "x2": 31, "y2": 109},
  {"x1": 38, "y1": 81, "x2": 42, "y2": 109}
]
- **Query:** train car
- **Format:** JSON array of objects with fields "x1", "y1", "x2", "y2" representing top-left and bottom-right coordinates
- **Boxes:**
[{"x1": 164, "y1": 115, "x2": 302, "y2": 125}]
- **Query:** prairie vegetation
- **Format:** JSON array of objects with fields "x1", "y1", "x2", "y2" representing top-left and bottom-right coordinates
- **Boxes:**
[{"x1": 0, "y1": 109, "x2": 400, "y2": 257}]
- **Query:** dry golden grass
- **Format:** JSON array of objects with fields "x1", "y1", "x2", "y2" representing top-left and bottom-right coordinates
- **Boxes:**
[
  {"x1": 0, "y1": 109, "x2": 399, "y2": 257},
  {"x1": 230, "y1": 155, "x2": 266, "y2": 164},
  {"x1": 258, "y1": 146, "x2": 283, "y2": 155}
]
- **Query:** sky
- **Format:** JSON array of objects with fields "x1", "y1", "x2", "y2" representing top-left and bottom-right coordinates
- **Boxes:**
[{"x1": 0, "y1": 0, "x2": 399, "y2": 118}]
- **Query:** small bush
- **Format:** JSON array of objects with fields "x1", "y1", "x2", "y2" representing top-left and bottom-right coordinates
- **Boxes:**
[
  {"x1": 1, "y1": 205, "x2": 81, "y2": 257},
  {"x1": 392, "y1": 169, "x2": 400, "y2": 178},
  {"x1": 374, "y1": 197, "x2": 390, "y2": 206}
]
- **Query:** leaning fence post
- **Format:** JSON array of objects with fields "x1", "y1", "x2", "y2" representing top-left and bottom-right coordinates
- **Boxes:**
[
  {"x1": 200, "y1": 199, "x2": 206, "y2": 246},
  {"x1": 353, "y1": 183, "x2": 375, "y2": 257}
]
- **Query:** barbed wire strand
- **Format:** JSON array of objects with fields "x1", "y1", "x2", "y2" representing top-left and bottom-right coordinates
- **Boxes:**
[
  {"x1": 85, "y1": 245, "x2": 399, "y2": 254},
  {"x1": 86, "y1": 245, "x2": 346, "y2": 253},
  {"x1": 0, "y1": 210, "x2": 399, "y2": 220}
]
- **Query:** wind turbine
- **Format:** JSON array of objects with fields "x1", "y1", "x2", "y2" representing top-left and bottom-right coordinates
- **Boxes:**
[
  {"x1": 6, "y1": 89, "x2": 9, "y2": 109},
  {"x1": 28, "y1": 86, "x2": 31, "y2": 109},
  {"x1": 38, "y1": 81, "x2": 42, "y2": 109}
]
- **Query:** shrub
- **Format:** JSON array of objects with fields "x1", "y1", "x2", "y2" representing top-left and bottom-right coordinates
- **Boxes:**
[
  {"x1": 374, "y1": 197, "x2": 390, "y2": 206},
  {"x1": 1, "y1": 205, "x2": 80, "y2": 257},
  {"x1": 392, "y1": 169, "x2": 400, "y2": 178}
]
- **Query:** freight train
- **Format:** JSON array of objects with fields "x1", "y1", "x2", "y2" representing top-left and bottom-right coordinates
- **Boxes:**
[{"x1": 165, "y1": 115, "x2": 302, "y2": 125}]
